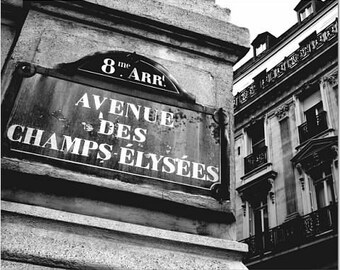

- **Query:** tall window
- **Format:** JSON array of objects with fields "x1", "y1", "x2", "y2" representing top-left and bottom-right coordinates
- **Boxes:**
[
  {"x1": 311, "y1": 164, "x2": 336, "y2": 209},
  {"x1": 248, "y1": 120, "x2": 265, "y2": 154},
  {"x1": 249, "y1": 196, "x2": 269, "y2": 250},
  {"x1": 245, "y1": 120, "x2": 267, "y2": 173},
  {"x1": 304, "y1": 101, "x2": 324, "y2": 127},
  {"x1": 250, "y1": 199, "x2": 269, "y2": 235},
  {"x1": 299, "y1": 90, "x2": 328, "y2": 143}
]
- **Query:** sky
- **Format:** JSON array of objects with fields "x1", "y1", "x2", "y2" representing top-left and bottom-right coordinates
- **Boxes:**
[{"x1": 215, "y1": 0, "x2": 301, "y2": 69}]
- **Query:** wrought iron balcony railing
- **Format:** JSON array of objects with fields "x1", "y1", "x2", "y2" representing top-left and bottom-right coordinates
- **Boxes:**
[
  {"x1": 298, "y1": 111, "x2": 328, "y2": 143},
  {"x1": 234, "y1": 19, "x2": 338, "y2": 111},
  {"x1": 244, "y1": 146, "x2": 267, "y2": 174},
  {"x1": 241, "y1": 203, "x2": 338, "y2": 262}
]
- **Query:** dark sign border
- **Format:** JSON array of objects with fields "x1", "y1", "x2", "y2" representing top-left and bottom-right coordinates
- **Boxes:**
[{"x1": 2, "y1": 56, "x2": 230, "y2": 201}]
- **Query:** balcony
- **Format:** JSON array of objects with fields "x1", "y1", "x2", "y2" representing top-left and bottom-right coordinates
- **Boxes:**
[
  {"x1": 234, "y1": 19, "x2": 338, "y2": 111},
  {"x1": 241, "y1": 204, "x2": 338, "y2": 262},
  {"x1": 298, "y1": 111, "x2": 328, "y2": 143},
  {"x1": 244, "y1": 146, "x2": 268, "y2": 174}
]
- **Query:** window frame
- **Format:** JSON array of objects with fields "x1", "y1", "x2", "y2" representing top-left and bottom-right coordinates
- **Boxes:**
[{"x1": 299, "y1": 3, "x2": 314, "y2": 21}]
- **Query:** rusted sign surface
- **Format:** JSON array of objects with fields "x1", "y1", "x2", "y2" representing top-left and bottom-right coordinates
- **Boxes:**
[{"x1": 4, "y1": 71, "x2": 221, "y2": 192}]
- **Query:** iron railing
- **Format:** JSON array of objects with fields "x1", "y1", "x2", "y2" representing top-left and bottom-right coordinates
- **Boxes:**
[
  {"x1": 244, "y1": 146, "x2": 268, "y2": 174},
  {"x1": 234, "y1": 19, "x2": 338, "y2": 111},
  {"x1": 241, "y1": 204, "x2": 338, "y2": 262},
  {"x1": 298, "y1": 111, "x2": 328, "y2": 143}
]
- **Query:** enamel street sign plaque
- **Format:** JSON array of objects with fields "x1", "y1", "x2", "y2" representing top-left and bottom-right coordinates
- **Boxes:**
[{"x1": 3, "y1": 55, "x2": 226, "y2": 197}]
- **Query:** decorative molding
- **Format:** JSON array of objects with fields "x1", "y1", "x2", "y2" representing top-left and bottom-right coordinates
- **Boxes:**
[
  {"x1": 237, "y1": 171, "x2": 278, "y2": 206},
  {"x1": 299, "y1": 177, "x2": 305, "y2": 191},
  {"x1": 241, "y1": 203, "x2": 247, "y2": 217},
  {"x1": 321, "y1": 71, "x2": 338, "y2": 87},
  {"x1": 295, "y1": 163, "x2": 305, "y2": 190},
  {"x1": 296, "y1": 163, "x2": 303, "y2": 175},
  {"x1": 268, "y1": 178, "x2": 275, "y2": 204},
  {"x1": 239, "y1": 192, "x2": 247, "y2": 216},
  {"x1": 275, "y1": 103, "x2": 290, "y2": 121},
  {"x1": 234, "y1": 19, "x2": 338, "y2": 111},
  {"x1": 269, "y1": 191, "x2": 275, "y2": 204}
]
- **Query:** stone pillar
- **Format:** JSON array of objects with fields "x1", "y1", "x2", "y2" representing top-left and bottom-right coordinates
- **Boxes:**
[
  {"x1": 278, "y1": 109, "x2": 298, "y2": 219},
  {"x1": 1, "y1": 0, "x2": 250, "y2": 269}
]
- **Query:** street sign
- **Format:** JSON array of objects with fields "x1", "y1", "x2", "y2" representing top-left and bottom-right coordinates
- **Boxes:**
[{"x1": 3, "y1": 54, "x2": 226, "y2": 197}]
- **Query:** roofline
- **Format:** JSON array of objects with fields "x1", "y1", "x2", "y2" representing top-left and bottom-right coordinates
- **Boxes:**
[{"x1": 233, "y1": 0, "x2": 337, "y2": 83}]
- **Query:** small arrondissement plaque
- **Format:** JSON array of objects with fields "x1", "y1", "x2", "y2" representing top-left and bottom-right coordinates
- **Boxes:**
[{"x1": 3, "y1": 52, "x2": 226, "y2": 197}]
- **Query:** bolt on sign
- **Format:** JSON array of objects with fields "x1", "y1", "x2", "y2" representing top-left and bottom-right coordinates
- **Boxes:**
[{"x1": 2, "y1": 52, "x2": 229, "y2": 199}]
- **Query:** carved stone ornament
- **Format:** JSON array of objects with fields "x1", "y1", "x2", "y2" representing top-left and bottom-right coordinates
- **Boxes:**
[
  {"x1": 269, "y1": 191, "x2": 275, "y2": 204},
  {"x1": 241, "y1": 202, "x2": 247, "y2": 216},
  {"x1": 275, "y1": 103, "x2": 290, "y2": 120},
  {"x1": 268, "y1": 178, "x2": 275, "y2": 204},
  {"x1": 239, "y1": 192, "x2": 247, "y2": 216},
  {"x1": 321, "y1": 71, "x2": 338, "y2": 87},
  {"x1": 296, "y1": 163, "x2": 303, "y2": 175},
  {"x1": 299, "y1": 177, "x2": 305, "y2": 191}
]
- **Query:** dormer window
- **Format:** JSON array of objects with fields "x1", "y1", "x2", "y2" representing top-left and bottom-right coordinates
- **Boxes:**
[
  {"x1": 294, "y1": 0, "x2": 325, "y2": 24},
  {"x1": 299, "y1": 3, "x2": 313, "y2": 21},
  {"x1": 251, "y1": 32, "x2": 277, "y2": 59},
  {"x1": 255, "y1": 43, "x2": 267, "y2": 56}
]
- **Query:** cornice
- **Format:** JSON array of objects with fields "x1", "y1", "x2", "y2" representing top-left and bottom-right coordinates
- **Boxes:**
[
  {"x1": 233, "y1": 0, "x2": 337, "y2": 83},
  {"x1": 234, "y1": 19, "x2": 338, "y2": 112},
  {"x1": 234, "y1": 55, "x2": 338, "y2": 132}
]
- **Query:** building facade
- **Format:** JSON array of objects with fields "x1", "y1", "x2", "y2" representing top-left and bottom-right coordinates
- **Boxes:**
[
  {"x1": 233, "y1": 0, "x2": 338, "y2": 269},
  {"x1": 1, "y1": 0, "x2": 250, "y2": 269}
]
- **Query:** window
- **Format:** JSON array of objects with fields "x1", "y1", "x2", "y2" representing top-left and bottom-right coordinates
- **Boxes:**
[
  {"x1": 255, "y1": 42, "x2": 267, "y2": 56},
  {"x1": 299, "y1": 91, "x2": 328, "y2": 143},
  {"x1": 248, "y1": 120, "x2": 265, "y2": 154},
  {"x1": 244, "y1": 119, "x2": 267, "y2": 173},
  {"x1": 249, "y1": 196, "x2": 270, "y2": 251},
  {"x1": 250, "y1": 198, "x2": 269, "y2": 235},
  {"x1": 301, "y1": 88, "x2": 321, "y2": 114},
  {"x1": 311, "y1": 165, "x2": 336, "y2": 209},
  {"x1": 304, "y1": 101, "x2": 323, "y2": 125},
  {"x1": 299, "y1": 4, "x2": 313, "y2": 21}
]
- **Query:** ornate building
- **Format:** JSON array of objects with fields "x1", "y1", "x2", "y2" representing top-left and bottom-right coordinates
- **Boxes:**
[{"x1": 233, "y1": 0, "x2": 338, "y2": 268}]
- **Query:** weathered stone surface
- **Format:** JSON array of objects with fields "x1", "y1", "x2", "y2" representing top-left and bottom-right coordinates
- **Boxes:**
[
  {"x1": 2, "y1": 201, "x2": 248, "y2": 270},
  {"x1": 1, "y1": 157, "x2": 230, "y2": 212},
  {"x1": 158, "y1": 0, "x2": 231, "y2": 21},
  {"x1": 84, "y1": 0, "x2": 249, "y2": 47},
  {"x1": 32, "y1": 29, "x2": 218, "y2": 107},
  {"x1": 2, "y1": 157, "x2": 236, "y2": 239},
  {"x1": 1, "y1": 260, "x2": 64, "y2": 270},
  {"x1": 8, "y1": 10, "x2": 236, "y2": 108},
  {"x1": 1, "y1": 0, "x2": 250, "y2": 268},
  {"x1": 1, "y1": 24, "x2": 16, "y2": 69}
]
